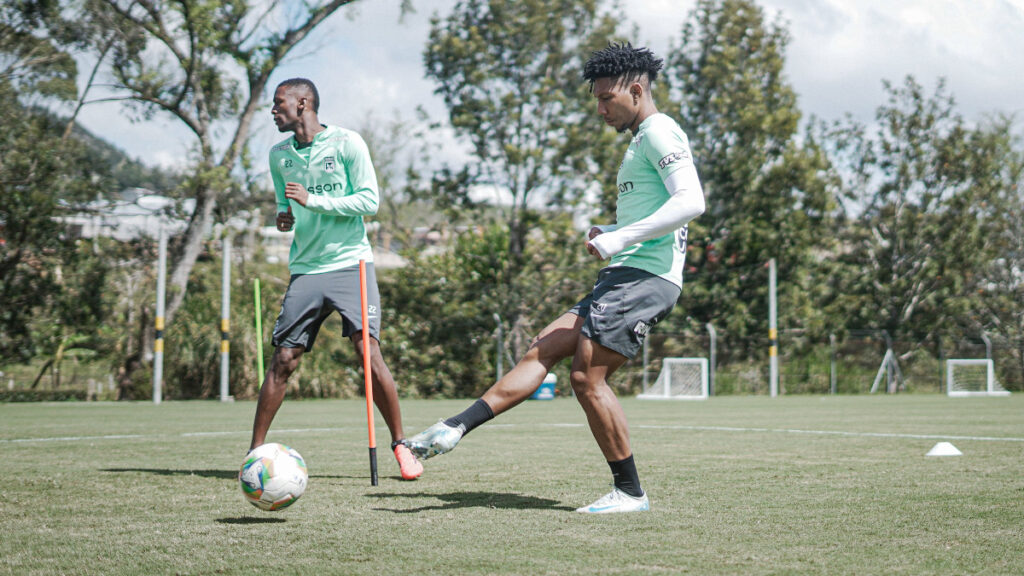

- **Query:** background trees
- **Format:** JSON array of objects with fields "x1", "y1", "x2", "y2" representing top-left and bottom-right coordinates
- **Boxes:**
[
  {"x1": 421, "y1": 0, "x2": 619, "y2": 360},
  {"x1": 60, "y1": 0, "x2": 361, "y2": 385},
  {"x1": 1, "y1": 0, "x2": 1021, "y2": 397},
  {"x1": 662, "y1": 0, "x2": 836, "y2": 350},
  {"x1": 0, "y1": 1, "x2": 108, "y2": 366}
]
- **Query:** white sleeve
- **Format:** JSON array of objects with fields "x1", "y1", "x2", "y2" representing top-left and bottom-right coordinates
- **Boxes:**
[{"x1": 589, "y1": 168, "x2": 704, "y2": 259}]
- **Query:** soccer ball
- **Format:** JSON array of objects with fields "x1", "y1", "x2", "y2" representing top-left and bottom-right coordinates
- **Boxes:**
[{"x1": 239, "y1": 443, "x2": 308, "y2": 511}]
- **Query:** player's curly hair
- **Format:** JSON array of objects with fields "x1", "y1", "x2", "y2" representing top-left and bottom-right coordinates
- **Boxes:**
[
  {"x1": 582, "y1": 42, "x2": 664, "y2": 91},
  {"x1": 277, "y1": 78, "x2": 320, "y2": 113}
]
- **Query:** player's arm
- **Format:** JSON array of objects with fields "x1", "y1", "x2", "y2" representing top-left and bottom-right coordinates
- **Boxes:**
[
  {"x1": 301, "y1": 136, "x2": 380, "y2": 217},
  {"x1": 589, "y1": 124, "x2": 705, "y2": 259},
  {"x1": 588, "y1": 167, "x2": 704, "y2": 259},
  {"x1": 270, "y1": 154, "x2": 294, "y2": 231}
]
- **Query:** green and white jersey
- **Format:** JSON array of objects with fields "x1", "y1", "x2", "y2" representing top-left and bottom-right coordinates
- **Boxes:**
[
  {"x1": 269, "y1": 125, "x2": 379, "y2": 275},
  {"x1": 610, "y1": 113, "x2": 695, "y2": 288}
]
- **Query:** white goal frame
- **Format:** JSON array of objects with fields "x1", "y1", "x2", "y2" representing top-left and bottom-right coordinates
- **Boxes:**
[
  {"x1": 946, "y1": 359, "x2": 1010, "y2": 397},
  {"x1": 639, "y1": 357, "x2": 709, "y2": 400}
]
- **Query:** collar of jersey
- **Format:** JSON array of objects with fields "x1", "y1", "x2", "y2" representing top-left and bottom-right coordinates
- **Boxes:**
[{"x1": 293, "y1": 124, "x2": 330, "y2": 150}]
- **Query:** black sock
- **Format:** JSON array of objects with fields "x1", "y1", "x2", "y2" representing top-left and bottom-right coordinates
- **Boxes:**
[
  {"x1": 443, "y1": 399, "x2": 494, "y2": 436},
  {"x1": 608, "y1": 455, "x2": 643, "y2": 498}
]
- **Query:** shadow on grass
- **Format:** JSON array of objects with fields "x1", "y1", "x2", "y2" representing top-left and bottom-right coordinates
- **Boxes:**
[
  {"x1": 216, "y1": 517, "x2": 287, "y2": 525},
  {"x1": 103, "y1": 468, "x2": 239, "y2": 480},
  {"x1": 368, "y1": 491, "x2": 575, "y2": 513},
  {"x1": 102, "y1": 468, "x2": 362, "y2": 480}
]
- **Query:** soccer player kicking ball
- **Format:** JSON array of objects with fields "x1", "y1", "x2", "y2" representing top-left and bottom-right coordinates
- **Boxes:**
[
  {"x1": 407, "y1": 44, "x2": 704, "y2": 512},
  {"x1": 249, "y1": 78, "x2": 422, "y2": 481}
]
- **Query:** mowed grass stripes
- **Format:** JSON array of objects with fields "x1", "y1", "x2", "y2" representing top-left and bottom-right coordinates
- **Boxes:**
[{"x1": 2, "y1": 395, "x2": 1022, "y2": 575}]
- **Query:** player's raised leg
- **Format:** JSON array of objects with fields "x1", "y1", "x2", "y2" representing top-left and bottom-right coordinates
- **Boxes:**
[
  {"x1": 570, "y1": 337, "x2": 649, "y2": 514},
  {"x1": 250, "y1": 346, "x2": 304, "y2": 450},
  {"x1": 481, "y1": 312, "x2": 585, "y2": 414},
  {"x1": 406, "y1": 312, "x2": 583, "y2": 459},
  {"x1": 352, "y1": 330, "x2": 422, "y2": 480}
]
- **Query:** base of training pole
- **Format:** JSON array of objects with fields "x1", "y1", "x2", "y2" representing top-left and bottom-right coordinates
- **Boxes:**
[{"x1": 369, "y1": 447, "x2": 378, "y2": 486}]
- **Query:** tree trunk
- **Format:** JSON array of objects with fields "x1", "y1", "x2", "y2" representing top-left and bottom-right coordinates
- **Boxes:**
[{"x1": 165, "y1": 185, "x2": 218, "y2": 326}]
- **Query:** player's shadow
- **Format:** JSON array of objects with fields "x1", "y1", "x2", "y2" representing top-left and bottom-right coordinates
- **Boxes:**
[
  {"x1": 368, "y1": 491, "x2": 575, "y2": 513},
  {"x1": 102, "y1": 468, "x2": 361, "y2": 480},
  {"x1": 216, "y1": 516, "x2": 288, "y2": 525},
  {"x1": 102, "y1": 468, "x2": 238, "y2": 480}
]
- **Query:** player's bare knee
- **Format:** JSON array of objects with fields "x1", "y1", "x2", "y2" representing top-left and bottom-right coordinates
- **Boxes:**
[
  {"x1": 272, "y1": 347, "x2": 302, "y2": 377},
  {"x1": 570, "y1": 370, "x2": 598, "y2": 397},
  {"x1": 350, "y1": 331, "x2": 378, "y2": 358}
]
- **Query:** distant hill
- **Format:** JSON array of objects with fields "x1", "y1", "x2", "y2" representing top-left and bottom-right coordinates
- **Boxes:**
[{"x1": 69, "y1": 123, "x2": 183, "y2": 196}]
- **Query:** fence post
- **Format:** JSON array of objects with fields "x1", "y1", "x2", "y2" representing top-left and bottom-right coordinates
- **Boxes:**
[
  {"x1": 493, "y1": 313, "x2": 503, "y2": 382},
  {"x1": 706, "y1": 322, "x2": 717, "y2": 396},
  {"x1": 153, "y1": 227, "x2": 166, "y2": 405},
  {"x1": 220, "y1": 235, "x2": 232, "y2": 402},
  {"x1": 768, "y1": 258, "x2": 778, "y2": 397},
  {"x1": 829, "y1": 333, "x2": 837, "y2": 395}
]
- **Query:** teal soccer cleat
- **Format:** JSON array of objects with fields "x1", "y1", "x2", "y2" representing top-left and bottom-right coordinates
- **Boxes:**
[
  {"x1": 406, "y1": 420, "x2": 464, "y2": 460},
  {"x1": 576, "y1": 487, "x2": 650, "y2": 514}
]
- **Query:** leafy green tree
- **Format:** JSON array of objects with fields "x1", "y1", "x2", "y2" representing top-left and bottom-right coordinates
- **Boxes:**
[
  {"x1": 825, "y1": 81, "x2": 1023, "y2": 385},
  {"x1": 11, "y1": 0, "x2": 380, "y2": 388},
  {"x1": 0, "y1": 1, "x2": 78, "y2": 97},
  {"x1": 960, "y1": 116, "x2": 1024, "y2": 389},
  {"x1": 381, "y1": 214, "x2": 595, "y2": 397},
  {"x1": 0, "y1": 1, "x2": 107, "y2": 363},
  {"x1": 823, "y1": 78, "x2": 1001, "y2": 344},
  {"x1": 422, "y1": 0, "x2": 621, "y2": 358},
  {"x1": 65, "y1": 0, "x2": 358, "y2": 325},
  {"x1": 662, "y1": 0, "x2": 836, "y2": 350}
]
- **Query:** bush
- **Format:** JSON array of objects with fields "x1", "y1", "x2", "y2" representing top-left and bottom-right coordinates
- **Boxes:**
[{"x1": 0, "y1": 389, "x2": 88, "y2": 402}]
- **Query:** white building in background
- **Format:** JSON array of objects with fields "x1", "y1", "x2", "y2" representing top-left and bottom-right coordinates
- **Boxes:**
[
  {"x1": 61, "y1": 188, "x2": 412, "y2": 270},
  {"x1": 258, "y1": 221, "x2": 408, "y2": 269},
  {"x1": 60, "y1": 188, "x2": 193, "y2": 241}
]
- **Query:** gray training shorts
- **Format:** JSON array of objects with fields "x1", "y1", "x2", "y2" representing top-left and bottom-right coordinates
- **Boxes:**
[
  {"x1": 569, "y1": 266, "x2": 682, "y2": 359},
  {"x1": 271, "y1": 263, "x2": 382, "y2": 351}
]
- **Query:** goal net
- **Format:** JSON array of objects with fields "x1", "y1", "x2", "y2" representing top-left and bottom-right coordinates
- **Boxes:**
[
  {"x1": 639, "y1": 357, "x2": 708, "y2": 400},
  {"x1": 946, "y1": 359, "x2": 1010, "y2": 397}
]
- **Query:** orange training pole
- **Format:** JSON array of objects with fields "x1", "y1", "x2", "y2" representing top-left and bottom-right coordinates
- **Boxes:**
[{"x1": 359, "y1": 260, "x2": 378, "y2": 486}]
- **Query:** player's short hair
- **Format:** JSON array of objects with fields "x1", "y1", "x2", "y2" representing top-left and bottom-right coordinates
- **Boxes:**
[
  {"x1": 582, "y1": 42, "x2": 664, "y2": 91},
  {"x1": 277, "y1": 78, "x2": 320, "y2": 113}
]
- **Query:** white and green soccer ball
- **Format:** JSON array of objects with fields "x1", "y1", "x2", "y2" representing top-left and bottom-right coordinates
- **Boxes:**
[{"x1": 239, "y1": 443, "x2": 308, "y2": 511}]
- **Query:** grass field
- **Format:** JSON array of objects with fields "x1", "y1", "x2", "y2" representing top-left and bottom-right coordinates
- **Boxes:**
[{"x1": 2, "y1": 395, "x2": 1023, "y2": 575}]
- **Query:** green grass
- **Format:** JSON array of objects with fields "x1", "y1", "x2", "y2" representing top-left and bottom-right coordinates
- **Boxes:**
[{"x1": 2, "y1": 396, "x2": 1023, "y2": 575}]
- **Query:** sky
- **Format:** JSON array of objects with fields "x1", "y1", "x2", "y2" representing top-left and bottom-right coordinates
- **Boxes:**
[{"x1": 73, "y1": 0, "x2": 1024, "y2": 171}]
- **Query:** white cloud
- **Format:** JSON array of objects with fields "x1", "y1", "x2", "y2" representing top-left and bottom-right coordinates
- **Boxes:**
[
  {"x1": 627, "y1": 0, "x2": 1024, "y2": 123},
  {"x1": 763, "y1": 0, "x2": 1024, "y2": 122},
  {"x1": 75, "y1": 0, "x2": 1024, "y2": 170}
]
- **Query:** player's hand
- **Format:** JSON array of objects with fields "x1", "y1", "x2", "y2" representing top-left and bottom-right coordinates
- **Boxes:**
[
  {"x1": 283, "y1": 182, "x2": 309, "y2": 206},
  {"x1": 586, "y1": 226, "x2": 606, "y2": 259},
  {"x1": 276, "y1": 207, "x2": 294, "y2": 232}
]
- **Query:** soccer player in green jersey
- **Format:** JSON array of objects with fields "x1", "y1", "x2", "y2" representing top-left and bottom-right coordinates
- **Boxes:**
[
  {"x1": 249, "y1": 78, "x2": 422, "y2": 481},
  {"x1": 406, "y1": 44, "x2": 705, "y2": 512}
]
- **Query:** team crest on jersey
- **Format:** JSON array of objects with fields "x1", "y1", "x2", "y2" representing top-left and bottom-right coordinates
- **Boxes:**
[{"x1": 323, "y1": 157, "x2": 336, "y2": 172}]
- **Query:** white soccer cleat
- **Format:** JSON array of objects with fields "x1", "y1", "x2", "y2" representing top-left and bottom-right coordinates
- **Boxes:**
[
  {"x1": 576, "y1": 487, "x2": 650, "y2": 514},
  {"x1": 406, "y1": 420, "x2": 464, "y2": 460}
]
